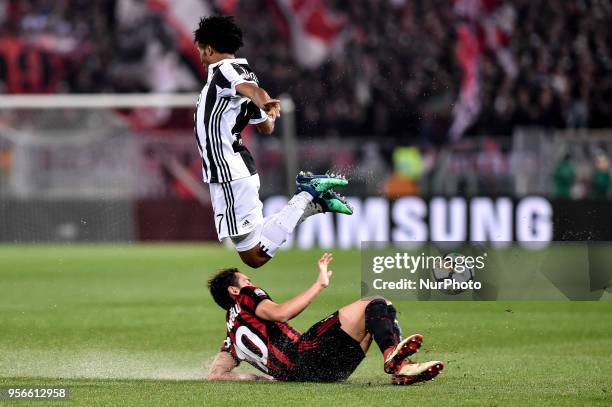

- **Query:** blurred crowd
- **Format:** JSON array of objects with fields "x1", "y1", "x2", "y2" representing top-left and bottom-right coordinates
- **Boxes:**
[
  {"x1": 553, "y1": 149, "x2": 611, "y2": 199},
  {"x1": 239, "y1": 0, "x2": 612, "y2": 142},
  {"x1": 472, "y1": 0, "x2": 612, "y2": 135},
  {"x1": 0, "y1": 0, "x2": 611, "y2": 143},
  {"x1": 0, "y1": 0, "x2": 113, "y2": 93},
  {"x1": 0, "y1": 0, "x2": 200, "y2": 93}
]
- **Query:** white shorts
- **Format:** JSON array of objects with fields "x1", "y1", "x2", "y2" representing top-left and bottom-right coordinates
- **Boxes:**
[{"x1": 209, "y1": 174, "x2": 264, "y2": 250}]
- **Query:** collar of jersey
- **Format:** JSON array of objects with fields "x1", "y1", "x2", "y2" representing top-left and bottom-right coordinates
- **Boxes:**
[{"x1": 207, "y1": 58, "x2": 248, "y2": 77}]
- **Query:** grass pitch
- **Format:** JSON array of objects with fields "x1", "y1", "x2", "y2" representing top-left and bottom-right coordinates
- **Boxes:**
[{"x1": 0, "y1": 244, "x2": 611, "y2": 406}]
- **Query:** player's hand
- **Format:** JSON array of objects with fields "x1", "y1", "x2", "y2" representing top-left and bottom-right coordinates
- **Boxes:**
[
  {"x1": 316, "y1": 252, "x2": 333, "y2": 288},
  {"x1": 263, "y1": 99, "x2": 281, "y2": 120}
]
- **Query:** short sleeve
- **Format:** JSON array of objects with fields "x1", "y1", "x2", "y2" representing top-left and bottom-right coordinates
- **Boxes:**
[
  {"x1": 238, "y1": 286, "x2": 271, "y2": 312},
  {"x1": 217, "y1": 63, "x2": 258, "y2": 98},
  {"x1": 247, "y1": 101, "x2": 269, "y2": 124}
]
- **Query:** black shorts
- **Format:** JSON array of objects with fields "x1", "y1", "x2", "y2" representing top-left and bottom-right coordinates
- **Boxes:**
[{"x1": 285, "y1": 311, "x2": 365, "y2": 382}]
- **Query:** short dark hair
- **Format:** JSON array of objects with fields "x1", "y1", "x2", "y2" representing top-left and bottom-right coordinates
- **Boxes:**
[
  {"x1": 208, "y1": 268, "x2": 240, "y2": 310},
  {"x1": 194, "y1": 16, "x2": 243, "y2": 54}
]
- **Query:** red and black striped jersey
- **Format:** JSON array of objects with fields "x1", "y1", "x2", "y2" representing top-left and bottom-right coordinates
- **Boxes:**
[{"x1": 221, "y1": 285, "x2": 302, "y2": 379}]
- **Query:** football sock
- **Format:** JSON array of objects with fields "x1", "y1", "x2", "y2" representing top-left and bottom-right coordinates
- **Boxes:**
[
  {"x1": 297, "y1": 200, "x2": 324, "y2": 225},
  {"x1": 387, "y1": 303, "x2": 403, "y2": 343},
  {"x1": 259, "y1": 192, "x2": 313, "y2": 257},
  {"x1": 365, "y1": 298, "x2": 398, "y2": 353}
]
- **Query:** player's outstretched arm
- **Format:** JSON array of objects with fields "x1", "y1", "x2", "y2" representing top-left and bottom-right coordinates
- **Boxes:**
[
  {"x1": 208, "y1": 352, "x2": 273, "y2": 381},
  {"x1": 255, "y1": 253, "x2": 333, "y2": 323}
]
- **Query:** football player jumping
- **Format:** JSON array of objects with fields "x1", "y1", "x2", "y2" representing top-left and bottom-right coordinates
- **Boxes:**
[{"x1": 193, "y1": 16, "x2": 352, "y2": 269}]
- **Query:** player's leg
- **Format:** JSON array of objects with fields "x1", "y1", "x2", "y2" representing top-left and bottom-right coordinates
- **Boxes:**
[
  {"x1": 359, "y1": 333, "x2": 373, "y2": 353},
  {"x1": 234, "y1": 173, "x2": 351, "y2": 268},
  {"x1": 288, "y1": 298, "x2": 404, "y2": 382},
  {"x1": 235, "y1": 190, "x2": 320, "y2": 268},
  {"x1": 234, "y1": 235, "x2": 270, "y2": 268},
  {"x1": 338, "y1": 298, "x2": 444, "y2": 384},
  {"x1": 256, "y1": 173, "x2": 352, "y2": 259},
  {"x1": 338, "y1": 297, "x2": 409, "y2": 359}
]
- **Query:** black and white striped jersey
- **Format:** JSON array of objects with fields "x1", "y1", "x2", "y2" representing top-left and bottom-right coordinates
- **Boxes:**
[{"x1": 194, "y1": 58, "x2": 268, "y2": 184}]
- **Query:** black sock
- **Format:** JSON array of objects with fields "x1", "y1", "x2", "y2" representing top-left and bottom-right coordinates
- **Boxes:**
[
  {"x1": 365, "y1": 299, "x2": 397, "y2": 353},
  {"x1": 387, "y1": 303, "x2": 403, "y2": 343}
]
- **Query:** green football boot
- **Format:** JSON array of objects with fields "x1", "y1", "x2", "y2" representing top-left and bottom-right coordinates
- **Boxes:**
[
  {"x1": 295, "y1": 171, "x2": 349, "y2": 197},
  {"x1": 318, "y1": 189, "x2": 353, "y2": 215}
]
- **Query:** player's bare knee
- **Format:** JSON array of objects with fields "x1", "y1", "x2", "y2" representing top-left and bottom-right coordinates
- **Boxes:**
[
  {"x1": 241, "y1": 257, "x2": 257, "y2": 268},
  {"x1": 241, "y1": 255, "x2": 264, "y2": 269},
  {"x1": 239, "y1": 252, "x2": 270, "y2": 269},
  {"x1": 251, "y1": 257, "x2": 268, "y2": 268},
  {"x1": 237, "y1": 246, "x2": 269, "y2": 269}
]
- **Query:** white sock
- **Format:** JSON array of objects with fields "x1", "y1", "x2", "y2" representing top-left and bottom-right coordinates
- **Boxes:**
[
  {"x1": 297, "y1": 200, "x2": 324, "y2": 226},
  {"x1": 259, "y1": 192, "x2": 312, "y2": 257}
]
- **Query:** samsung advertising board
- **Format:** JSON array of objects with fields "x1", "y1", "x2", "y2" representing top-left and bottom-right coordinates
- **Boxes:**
[{"x1": 264, "y1": 196, "x2": 553, "y2": 249}]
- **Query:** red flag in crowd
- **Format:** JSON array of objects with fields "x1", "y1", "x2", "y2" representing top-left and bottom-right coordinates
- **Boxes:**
[
  {"x1": 268, "y1": 0, "x2": 346, "y2": 69},
  {"x1": 449, "y1": 0, "x2": 516, "y2": 140}
]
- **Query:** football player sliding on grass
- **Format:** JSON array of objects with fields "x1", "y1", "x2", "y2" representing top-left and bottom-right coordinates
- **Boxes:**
[{"x1": 207, "y1": 253, "x2": 444, "y2": 384}]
